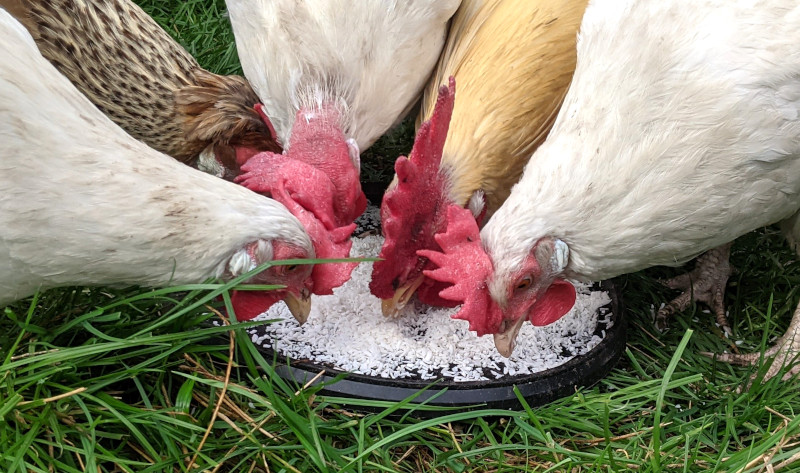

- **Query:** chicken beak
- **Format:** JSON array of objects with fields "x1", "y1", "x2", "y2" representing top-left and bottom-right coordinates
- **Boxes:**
[
  {"x1": 284, "y1": 288, "x2": 312, "y2": 325},
  {"x1": 493, "y1": 314, "x2": 527, "y2": 358},
  {"x1": 381, "y1": 276, "x2": 425, "y2": 318}
]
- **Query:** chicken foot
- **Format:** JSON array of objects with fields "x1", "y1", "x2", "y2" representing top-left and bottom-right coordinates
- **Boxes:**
[
  {"x1": 655, "y1": 242, "x2": 734, "y2": 336},
  {"x1": 704, "y1": 301, "x2": 800, "y2": 383}
]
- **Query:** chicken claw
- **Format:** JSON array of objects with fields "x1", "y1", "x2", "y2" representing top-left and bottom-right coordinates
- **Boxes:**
[
  {"x1": 655, "y1": 243, "x2": 734, "y2": 336},
  {"x1": 703, "y1": 303, "x2": 800, "y2": 385}
]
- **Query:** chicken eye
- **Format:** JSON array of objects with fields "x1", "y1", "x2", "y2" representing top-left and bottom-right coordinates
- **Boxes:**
[
  {"x1": 516, "y1": 277, "x2": 532, "y2": 290},
  {"x1": 286, "y1": 265, "x2": 298, "y2": 272}
]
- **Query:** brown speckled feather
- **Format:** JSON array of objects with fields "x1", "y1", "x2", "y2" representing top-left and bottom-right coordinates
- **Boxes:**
[
  {"x1": 175, "y1": 69, "x2": 278, "y2": 172},
  {"x1": 1, "y1": 0, "x2": 280, "y2": 166},
  {"x1": 417, "y1": 0, "x2": 588, "y2": 216}
]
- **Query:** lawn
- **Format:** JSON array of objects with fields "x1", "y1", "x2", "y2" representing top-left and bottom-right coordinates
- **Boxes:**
[{"x1": 2, "y1": 1, "x2": 800, "y2": 472}]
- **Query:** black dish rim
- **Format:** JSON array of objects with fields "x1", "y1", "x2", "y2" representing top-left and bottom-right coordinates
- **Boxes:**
[{"x1": 259, "y1": 279, "x2": 626, "y2": 410}]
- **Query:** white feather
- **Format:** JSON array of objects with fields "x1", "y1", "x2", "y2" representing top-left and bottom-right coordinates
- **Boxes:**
[
  {"x1": 196, "y1": 145, "x2": 226, "y2": 178},
  {"x1": 467, "y1": 190, "x2": 485, "y2": 219},
  {"x1": 224, "y1": 0, "x2": 460, "y2": 150}
]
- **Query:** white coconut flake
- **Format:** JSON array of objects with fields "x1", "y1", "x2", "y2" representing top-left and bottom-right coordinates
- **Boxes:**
[{"x1": 249, "y1": 235, "x2": 613, "y2": 382}]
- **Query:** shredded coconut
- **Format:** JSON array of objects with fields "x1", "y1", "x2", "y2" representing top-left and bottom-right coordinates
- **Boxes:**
[{"x1": 249, "y1": 235, "x2": 613, "y2": 382}]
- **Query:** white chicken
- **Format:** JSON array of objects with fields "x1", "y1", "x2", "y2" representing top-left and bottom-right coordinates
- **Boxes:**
[
  {"x1": 224, "y1": 0, "x2": 460, "y2": 232},
  {"x1": 0, "y1": 7, "x2": 316, "y2": 322},
  {"x1": 420, "y1": 0, "x2": 800, "y2": 381}
]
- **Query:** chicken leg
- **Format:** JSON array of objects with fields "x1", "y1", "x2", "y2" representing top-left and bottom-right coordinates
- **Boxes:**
[
  {"x1": 655, "y1": 243, "x2": 734, "y2": 336},
  {"x1": 707, "y1": 301, "x2": 800, "y2": 383}
]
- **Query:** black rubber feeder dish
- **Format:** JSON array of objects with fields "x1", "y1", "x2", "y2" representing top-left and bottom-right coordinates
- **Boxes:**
[{"x1": 256, "y1": 280, "x2": 626, "y2": 412}]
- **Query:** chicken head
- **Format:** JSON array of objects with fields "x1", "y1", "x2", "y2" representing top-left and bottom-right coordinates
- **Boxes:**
[
  {"x1": 235, "y1": 152, "x2": 358, "y2": 296},
  {"x1": 271, "y1": 181, "x2": 358, "y2": 296},
  {"x1": 226, "y1": 239, "x2": 314, "y2": 323},
  {"x1": 176, "y1": 72, "x2": 283, "y2": 180},
  {"x1": 238, "y1": 104, "x2": 367, "y2": 227},
  {"x1": 371, "y1": 77, "x2": 464, "y2": 316},
  {"x1": 420, "y1": 205, "x2": 576, "y2": 357}
]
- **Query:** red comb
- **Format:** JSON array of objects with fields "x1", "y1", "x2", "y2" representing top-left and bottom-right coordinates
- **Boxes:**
[
  {"x1": 417, "y1": 204, "x2": 500, "y2": 336},
  {"x1": 370, "y1": 77, "x2": 456, "y2": 300},
  {"x1": 234, "y1": 153, "x2": 356, "y2": 294},
  {"x1": 283, "y1": 106, "x2": 367, "y2": 226},
  {"x1": 307, "y1": 223, "x2": 357, "y2": 295},
  {"x1": 416, "y1": 279, "x2": 460, "y2": 308},
  {"x1": 241, "y1": 105, "x2": 367, "y2": 229},
  {"x1": 235, "y1": 152, "x2": 338, "y2": 230},
  {"x1": 270, "y1": 181, "x2": 357, "y2": 295}
]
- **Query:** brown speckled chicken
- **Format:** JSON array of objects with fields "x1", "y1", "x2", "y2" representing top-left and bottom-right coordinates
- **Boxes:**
[{"x1": 1, "y1": 0, "x2": 280, "y2": 179}]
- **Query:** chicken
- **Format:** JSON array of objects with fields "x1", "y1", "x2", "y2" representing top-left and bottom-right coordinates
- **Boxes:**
[
  {"x1": 224, "y1": 0, "x2": 460, "y2": 233},
  {"x1": 370, "y1": 0, "x2": 588, "y2": 316},
  {"x1": 0, "y1": 0, "x2": 359, "y2": 298},
  {"x1": 0, "y1": 0, "x2": 280, "y2": 180},
  {"x1": 0, "y1": 7, "x2": 316, "y2": 323},
  {"x1": 420, "y1": 0, "x2": 800, "y2": 378}
]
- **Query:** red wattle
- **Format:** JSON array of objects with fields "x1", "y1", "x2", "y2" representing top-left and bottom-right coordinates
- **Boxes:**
[
  {"x1": 528, "y1": 280, "x2": 577, "y2": 326},
  {"x1": 370, "y1": 78, "x2": 457, "y2": 300},
  {"x1": 229, "y1": 290, "x2": 282, "y2": 321}
]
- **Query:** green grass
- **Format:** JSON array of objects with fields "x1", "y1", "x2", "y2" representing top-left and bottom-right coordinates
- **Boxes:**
[
  {"x1": 3, "y1": 241, "x2": 800, "y2": 472},
  {"x1": 3, "y1": 1, "x2": 800, "y2": 472},
  {"x1": 360, "y1": 118, "x2": 417, "y2": 185},
  {"x1": 135, "y1": 0, "x2": 243, "y2": 76}
]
